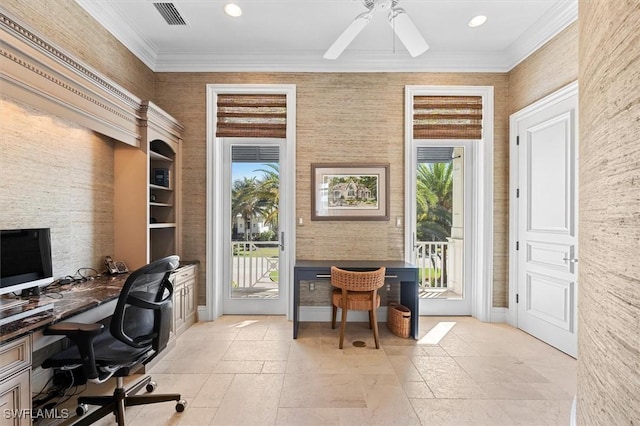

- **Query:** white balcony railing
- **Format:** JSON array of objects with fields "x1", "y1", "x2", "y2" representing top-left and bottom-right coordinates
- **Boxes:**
[
  {"x1": 415, "y1": 241, "x2": 449, "y2": 290},
  {"x1": 231, "y1": 241, "x2": 279, "y2": 291},
  {"x1": 231, "y1": 240, "x2": 448, "y2": 293}
]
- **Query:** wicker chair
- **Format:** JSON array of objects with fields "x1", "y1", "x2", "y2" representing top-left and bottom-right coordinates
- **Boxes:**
[{"x1": 330, "y1": 266, "x2": 386, "y2": 349}]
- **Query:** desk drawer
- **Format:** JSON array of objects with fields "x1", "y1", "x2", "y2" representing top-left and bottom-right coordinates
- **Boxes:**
[
  {"x1": 172, "y1": 265, "x2": 196, "y2": 284},
  {"x1": 0, "y1": 368, "x2": 32, "y2": 425},
  {"x1": 0, "y1": 335, "x2": 31, "y2": 379}
]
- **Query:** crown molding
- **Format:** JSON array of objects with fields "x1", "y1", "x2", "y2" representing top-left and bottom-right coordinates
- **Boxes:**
[
  {"x1": 0, "y1": 8, "x2": 144, "y2": 146},
  {"x1": 0, "y1": 7, "x2": 185, "y2": 150},
  {"x1": 75, "y1": 0, "x2": 159, "y2": 70},
  {"x1": 153, "y1": 50, "x2": 511, "y2": 73},
  {"x1": 504, "y1": 0, "x2": 578, "y2": 70},
  {"x1": 142, "y1": 100, "x2": 185, "y2": 144},
  {"x1": 76, "y1": 0, "x2": 577, "y2": 73}
]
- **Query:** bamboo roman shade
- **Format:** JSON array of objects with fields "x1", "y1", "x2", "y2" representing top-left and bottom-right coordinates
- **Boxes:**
[
  {"x1": 413, "y1": 96, "x2": 483, "y2": 139},
  {"x1": 216, "y1": 94, "x2": 287, "y2": 138}
]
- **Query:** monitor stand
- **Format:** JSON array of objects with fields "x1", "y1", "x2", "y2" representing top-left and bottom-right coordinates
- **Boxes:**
[{"x1": 21, "y1": 286, "x2": 41, "y2": 297}]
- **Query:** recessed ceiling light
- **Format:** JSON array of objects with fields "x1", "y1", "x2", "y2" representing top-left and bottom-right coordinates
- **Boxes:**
[
  {"x1": 468, "y1": 15, "x2": 487, "y2": 28},
  {"x1": 224, "y1": 3, "x2": 242, "y2": 18}
]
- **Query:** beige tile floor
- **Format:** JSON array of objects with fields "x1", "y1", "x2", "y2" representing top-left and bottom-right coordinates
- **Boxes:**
[{"x1": 70, "y1": 316, "x2": 577, "y2": 425}]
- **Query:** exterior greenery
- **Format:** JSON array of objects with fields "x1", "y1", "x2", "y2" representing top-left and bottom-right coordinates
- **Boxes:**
[
  {"x1": 416, "y1": 162, "x2": 453, "y2": 242},
  {"x1": 231, "y1": 161, "x2": 452, "y2": 243},
  {"x1": 231, "y1": 163, "x2": 279, "y2": 241}
]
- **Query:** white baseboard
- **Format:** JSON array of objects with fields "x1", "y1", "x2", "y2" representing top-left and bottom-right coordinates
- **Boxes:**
[
  {"x1": 198, "y1": 305, "x2": 506, "y2": 324},
  {"x1": 197, "y1": 305, "x2": 209, "y2": 321},
  {"x1": 570, "y1": 395, "x2": 577, "y2": 426},
  {"x1": 197, "y1": 305, "x2": 390, "y2": 323},
  {"x1": 490, "y1": 307, "x2": 508, "y2": 323}
]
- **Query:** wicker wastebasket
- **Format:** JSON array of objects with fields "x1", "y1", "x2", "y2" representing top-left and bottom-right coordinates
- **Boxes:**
[{"x1": 387, "y1": 302, "x2": 411, "y2": 338}]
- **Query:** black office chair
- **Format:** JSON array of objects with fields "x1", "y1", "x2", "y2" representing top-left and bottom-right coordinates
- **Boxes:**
[{"x1": 42, "y1": 256, "x2": 186, "y2": 425}]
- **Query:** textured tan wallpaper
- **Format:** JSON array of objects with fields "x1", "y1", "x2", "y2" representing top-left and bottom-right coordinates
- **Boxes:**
[
  {"x1": 577, "y1": 1, "x2": 640, "y2": 424},
  {"x1": 0, "y1": 96, "x2": 115, "y2": 278},
  {"x1": 153, "y1": 72, "x2": 509, "y2": 306},
  {"x1": 502, "y1": 21, "x2": 579, "y2": 308},
  {"x1": 1, "y1": 0, "x2": 155, "y2": 100},
  {"x1": 508, "y1": 23, "x2": 578, "y2": 115},
  {"x1": 4, "y1": 0, "x2": 579, "y2": 312},
  {"x1": 1, "y1": 0, "x2": 150, "y2": 281}
]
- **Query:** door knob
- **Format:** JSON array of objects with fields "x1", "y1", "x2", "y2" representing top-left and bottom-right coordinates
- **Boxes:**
[{"x1": 563, "y1": 258, "x2": 578, "y2": 263}]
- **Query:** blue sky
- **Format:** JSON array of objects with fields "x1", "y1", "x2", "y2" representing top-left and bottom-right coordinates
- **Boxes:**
[{"x1": 232, "y1": 162, "x2": 271, "y2": 183}]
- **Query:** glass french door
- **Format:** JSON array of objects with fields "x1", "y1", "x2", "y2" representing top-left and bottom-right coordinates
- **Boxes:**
[
  {"x1": 410, "y1": 141, "x2": 473, "y2": 315},
  {"x1": 222, "y1": 140, "x2": 287, "y2": 314}
]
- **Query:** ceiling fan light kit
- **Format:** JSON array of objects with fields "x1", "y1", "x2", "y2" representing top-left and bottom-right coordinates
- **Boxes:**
[{"x1": 324, "y1": 0, "x2": 429, "y2": 60}]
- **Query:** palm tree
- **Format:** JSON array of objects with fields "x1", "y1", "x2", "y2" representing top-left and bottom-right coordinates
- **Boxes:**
[
  {"x1": 416, "y1": 162, "x2": 453, "y2": 242},
  {"x1": 231, "y1": 176, "x2": 265, "y2": 240},
  {"x1": 253, "y1": 163, "x2": 279, "y2": 232},
  {"x1": 416, "y1": 162, "x2": 454, "y2": 284}
]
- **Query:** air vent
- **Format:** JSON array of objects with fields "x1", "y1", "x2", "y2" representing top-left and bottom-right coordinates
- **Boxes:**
[{"x1": 153, "y1": 3, "x2": 187, "y2": 25}]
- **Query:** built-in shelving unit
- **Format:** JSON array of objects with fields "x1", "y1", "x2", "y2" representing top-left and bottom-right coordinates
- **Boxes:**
[
  {"x1": 114, "y1": 101, "x2": 184, "y2": 270},
  {"x1": 149, "y1": 139, "x2": 176, "y2": 228}
]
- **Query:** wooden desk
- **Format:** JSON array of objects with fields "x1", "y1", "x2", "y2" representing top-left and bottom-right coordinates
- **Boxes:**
[{"x1": 293, "y1": 260, "x2": 419, "y2": 339}]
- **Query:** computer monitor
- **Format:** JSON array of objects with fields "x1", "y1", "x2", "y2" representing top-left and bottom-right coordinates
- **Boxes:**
[{"x1": 0, "y1": 228, "x2": 53, "y2": 296}]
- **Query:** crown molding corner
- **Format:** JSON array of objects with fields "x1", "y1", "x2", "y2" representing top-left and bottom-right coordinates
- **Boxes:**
[
  {"x1": 504, "y1": 0, "x2": 578, "y2": 71},
  {"x1": 1, "y1": 8, "x2": 143, "y2": 146},
  {"x1": 142, "y1": 100, "x2": 185, "y2": 143},
  {"x1": 75, "y1": 0, "x2": 159, "y2": 71}
]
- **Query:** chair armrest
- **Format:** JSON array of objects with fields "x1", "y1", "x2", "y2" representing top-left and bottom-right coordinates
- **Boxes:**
[
  {"x1": 43, "y1": 322, "x2": 104, "y2": 380},
  {"x1": 44, "y1": 322, "x2": 104, "y2": 338}
]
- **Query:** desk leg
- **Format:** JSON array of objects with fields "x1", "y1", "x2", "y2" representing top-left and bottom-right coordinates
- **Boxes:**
[
  {"x1": 293, "y1": 271, "x2": 300, "y2": 339},
  {"x1": 400, "y1": 280, "x2": 419, "y2": 339}
]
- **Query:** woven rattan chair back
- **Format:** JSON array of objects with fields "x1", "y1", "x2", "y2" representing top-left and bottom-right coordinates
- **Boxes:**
[{"x1": 330, "y1": 266, "x2": 386, "y2": 349}]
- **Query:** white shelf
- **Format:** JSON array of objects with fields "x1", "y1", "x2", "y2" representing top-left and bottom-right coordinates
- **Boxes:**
[
  {"x1": 149, "y1": 223, "x2": 176, "y2": 229},
  {"x1": 150, "y1": 202, "x2": 173, "y2": 207},
  {"x1": 149, "y1": 183, "x2": 172, "y2": 191},
  {"x1": 150, "y1": 150, "x2": 173, "y2": 162}
]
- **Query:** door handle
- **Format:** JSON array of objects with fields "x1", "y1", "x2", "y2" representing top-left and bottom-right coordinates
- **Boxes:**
[
  {"x1": 280, "y1": 232, "x2": 285, "y2": 251},
  {"x1": 563, "y1": 258, "x2": 578, "y2": 263}
]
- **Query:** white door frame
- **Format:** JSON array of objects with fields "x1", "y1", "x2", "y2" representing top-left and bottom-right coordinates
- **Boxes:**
[
  {"x1": 205, "y1": 84, "x2": 296, "y2": 321},
  {"x1": 222, "y1": 139, "x2": 287, "y2": 314},
  {"x1": 508, "y1": 81, "x2": 578, "y2": 327},
  {"x1": 410, "y1": 140, "x2": 474, "y2": 315},
  {"x1": 404, "y1": 85, "x2": 494, "y2": 322}
]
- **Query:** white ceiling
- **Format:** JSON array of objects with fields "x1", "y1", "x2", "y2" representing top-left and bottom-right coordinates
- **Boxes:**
[{"x1": 76, "y1": 0, "x2": 577, "y2": 73}]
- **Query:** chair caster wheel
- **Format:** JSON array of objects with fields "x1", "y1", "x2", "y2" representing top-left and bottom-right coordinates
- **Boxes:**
[
  {"x1": 76, "y1": 403, "x2": 89, "y2": 416},
  {"x1": 176, "y1": 400, "x2": 187, "y2": 412},
  {"x1": 146, "y1": 381, "x2": 157, "y2": 393}
]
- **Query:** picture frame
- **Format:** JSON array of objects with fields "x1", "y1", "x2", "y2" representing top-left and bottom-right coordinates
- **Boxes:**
[{"x1": 311, "y1": 163, "x2": 389, "y2": 221}]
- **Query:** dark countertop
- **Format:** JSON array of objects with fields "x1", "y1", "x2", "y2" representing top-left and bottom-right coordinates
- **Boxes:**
[
  {"x1": 0, "y1": 274, "x2": 128, "y2": 344},
  {"x1": 0, "y1": 262, "x2": 198, "y2": 345}
]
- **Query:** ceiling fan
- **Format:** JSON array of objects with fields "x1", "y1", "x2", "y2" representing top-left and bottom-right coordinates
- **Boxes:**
[{"x1": 324, "y1": 0, "x2": 429, "y2": 60}]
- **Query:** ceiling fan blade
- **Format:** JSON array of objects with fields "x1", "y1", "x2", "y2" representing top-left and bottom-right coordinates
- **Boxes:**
[
  {"x1": 324, "y1": 12, "x2": 372, "y2": 60},
  {"x1": 388, "y1": 8, "x2": 429, "y2": 57}
]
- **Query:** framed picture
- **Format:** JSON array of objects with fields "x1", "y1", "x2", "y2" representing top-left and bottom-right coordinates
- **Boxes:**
[{"x1": 311, "y1": 163, "x2": 389, "y2": 221}]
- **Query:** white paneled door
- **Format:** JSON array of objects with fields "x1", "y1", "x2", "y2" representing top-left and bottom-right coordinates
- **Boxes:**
[{"x1": 515, "y1": 87, "x2": 578, "y2": 357}]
